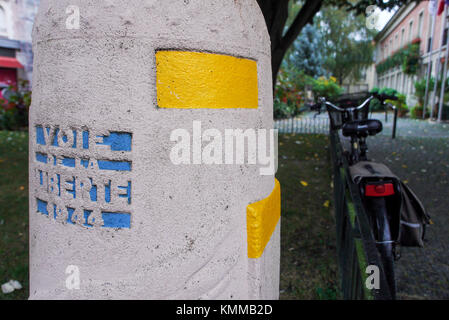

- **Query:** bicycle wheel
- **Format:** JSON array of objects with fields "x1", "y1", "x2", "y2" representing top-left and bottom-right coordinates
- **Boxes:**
[{"x1": 364, "y1": 197, "x2": 396, "y2": 299}]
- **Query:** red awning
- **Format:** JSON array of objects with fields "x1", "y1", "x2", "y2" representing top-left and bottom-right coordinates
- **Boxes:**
[{"x1": 0, "y1": 57, "x2": 24, "y2": 69}]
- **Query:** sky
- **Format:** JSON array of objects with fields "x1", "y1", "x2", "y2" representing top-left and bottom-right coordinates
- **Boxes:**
[{"x1": 377, "y1": 6, "x2": 398, "y2": 31}]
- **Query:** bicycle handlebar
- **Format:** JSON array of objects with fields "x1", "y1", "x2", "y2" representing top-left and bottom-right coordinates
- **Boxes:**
[{"x1": 310, "y1": 93, "x2": 398, "y2": 113}]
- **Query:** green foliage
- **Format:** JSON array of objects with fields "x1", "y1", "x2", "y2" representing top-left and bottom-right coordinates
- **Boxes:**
[
  {"x1": 375, "y1": 50, "x2": 404, "y2": 75},
  {"x1": 369, "y1": 98, "x2": 383, "y2": 112},
  {"x1": 274, "y1": 100, "x2": 296, "y2": 119},
  {"x1": 387, "y1": 93, "x2": 409, "y2": 117},
  {"x1": 379, "y1": 87, "x2": 398, "y2": 97},
  {"x1": 403, "y1": 41, "x2": 421, "y2": 75},
  {"x1": 0, "y1": 80, "x2": 31, "y2": 131},
  {"x1": 369, "y1": 87, "x2": 409, "y2": 116},
  {"x1": 414, "y1": 77, "x2": 435, "y2": 106},
  {"x1": 311, "y1": 76, "x2": 343, "y2": 100},
  {"x1": 376, "y1": 39, "x2": 421, "y2": 76},
  {"x1": 316, "y1": 286, "x2": 338, "y2": 300},
  {"x1": 410, "y1": 104, "x2": 430, "y2": 119},
  {"x1": 318, "y1": 6, "x2": 376, "y2": 84},
  {"x1": 370, "y1": 86, "x2": 398, "y2": 97},
  {"x1": 274, "y1": 68, "x2": 312, "y2": 119}
]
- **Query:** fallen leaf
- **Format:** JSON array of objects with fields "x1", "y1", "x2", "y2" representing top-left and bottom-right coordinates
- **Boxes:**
[
  {"x1": 300, "y1": 181, "x2": 308, "y2": 187},
  {"x1": 323, "y1": 200, "x2": 330, "y2": 208}
]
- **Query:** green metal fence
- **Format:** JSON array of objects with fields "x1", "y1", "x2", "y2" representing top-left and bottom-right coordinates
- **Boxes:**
[{"x1": 329, "y1": 129, "x2": 394, "y2": 300}]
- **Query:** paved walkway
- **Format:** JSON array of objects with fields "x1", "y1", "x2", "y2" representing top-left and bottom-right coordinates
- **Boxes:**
[
  {"x1": 370, "y1": 113, "x2": 449, "y2": 139},
  {"x1": 363, "y1": 134, "x2": 449, "y2": 299}
]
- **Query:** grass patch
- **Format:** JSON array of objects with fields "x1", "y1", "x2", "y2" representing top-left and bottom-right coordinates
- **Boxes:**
[
  {"x1": 276, "y1": 133, "x2": 339, "y2": 299},
  {"x1": 0, "y1": 131, "x2": 29, "y2": 300}
]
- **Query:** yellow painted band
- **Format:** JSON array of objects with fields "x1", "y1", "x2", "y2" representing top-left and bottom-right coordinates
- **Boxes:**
[
  {"x1": 156, "y1": 51, "x2": 258, "y2": 109},
  {"x1": 247, "y1": 179, "x2": 281, "y2": 259}
]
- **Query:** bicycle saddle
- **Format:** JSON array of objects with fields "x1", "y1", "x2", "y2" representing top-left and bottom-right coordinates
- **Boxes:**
[{"x1": 342, "y1": 119, "x2": 383, "y2": 137}]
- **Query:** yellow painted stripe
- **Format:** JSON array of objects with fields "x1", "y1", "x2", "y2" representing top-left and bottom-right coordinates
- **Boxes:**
[
  {"x1": 247, "y1": 179, "x2": 281, "y2": 259},
  {"x1": 156, "y1": 51, "x2": 258, "y2": 109}
]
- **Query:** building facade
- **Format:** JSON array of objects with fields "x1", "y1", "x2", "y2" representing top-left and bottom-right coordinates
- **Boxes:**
[
  {"x1": 375, "y1": 1, "x2": 449, "y2": 107},
  {"x1": 0, "y1": 0, "x2": 39, "y2": 97}
]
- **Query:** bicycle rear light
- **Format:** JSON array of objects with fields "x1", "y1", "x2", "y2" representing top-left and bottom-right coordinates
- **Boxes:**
[{"x1": 365, "y1": 183, "x2": 395, "y2": 197}]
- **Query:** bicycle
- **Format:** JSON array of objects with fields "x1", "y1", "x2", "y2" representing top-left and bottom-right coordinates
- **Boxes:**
[{"x1": 310, "y1": 92, "x2": 402, "y2": 299}]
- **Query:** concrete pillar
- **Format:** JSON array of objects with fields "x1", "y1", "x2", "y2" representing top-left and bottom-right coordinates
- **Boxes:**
[{"x1": 29, "y1": 0, "x2": 280, "y2": 299}]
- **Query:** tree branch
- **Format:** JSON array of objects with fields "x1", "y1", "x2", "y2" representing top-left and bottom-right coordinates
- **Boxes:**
[{"x1": 279, "y1": 0, "x2": 324, "y2": 52}]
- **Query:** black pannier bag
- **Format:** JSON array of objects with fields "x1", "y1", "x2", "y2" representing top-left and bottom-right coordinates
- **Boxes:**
[{"x1": 349, "y1": 161, "x2": 431, "y2": 247}]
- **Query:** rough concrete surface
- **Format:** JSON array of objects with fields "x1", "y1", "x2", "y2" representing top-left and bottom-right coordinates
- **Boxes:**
[{"x1": 29, "y1": 0, "x2": 279, "y2": 299}]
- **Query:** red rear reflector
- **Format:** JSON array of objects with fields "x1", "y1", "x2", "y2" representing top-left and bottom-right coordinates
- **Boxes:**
[{"x1": 365, "y1": 183, "x2": 395, "y2": 197}]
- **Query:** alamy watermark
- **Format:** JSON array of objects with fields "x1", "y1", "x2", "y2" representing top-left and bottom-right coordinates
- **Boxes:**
[
  {"x1": 169, "y1": 121, "x2": 278, "y2": 176},
  {"x1": 365, "y1": 265, "x2": 380, "y2": 290},
  {"x1": 365, "y1": 5, "x2": 381, "y2": 30},
  {"x1": 65, "y1": 265, "x2": 80, "y2": 290},
  {"x1": 65, "y1": 5, "x2": 80, "y2": 30}
]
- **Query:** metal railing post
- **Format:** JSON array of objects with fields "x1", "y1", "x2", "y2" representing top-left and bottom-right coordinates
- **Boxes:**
[{"x1": 392, "y1": 108, "x2": 398, "y2": 139}]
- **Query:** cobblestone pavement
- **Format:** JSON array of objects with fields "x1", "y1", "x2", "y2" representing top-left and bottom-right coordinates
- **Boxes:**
[{"x1": 369, "y1": 113, "x2": 449, "y2": 139}]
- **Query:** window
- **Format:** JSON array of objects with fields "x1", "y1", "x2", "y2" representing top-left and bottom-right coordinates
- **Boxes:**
[
  {"x1": 401, "y1": 28, "x2": 405, "y2": 47},
  {"x1": 395, "y1": 34, "x2": 399, "y2": 50},
  {"x1": 409, "y1": 21, "x2": 414, "y2": 42},
  {"x1": 0, "y1": 6, "x2": 7, "y2": 35},
  {"x1": 428, "y1": 37, "x2": 432, "y2": 52},
  {"x1": 443, "y1": 27, "x2": 448, "y2": 46},
  {"x1": 418, "y1": 12, "x2": 424, "y2": 38}
]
